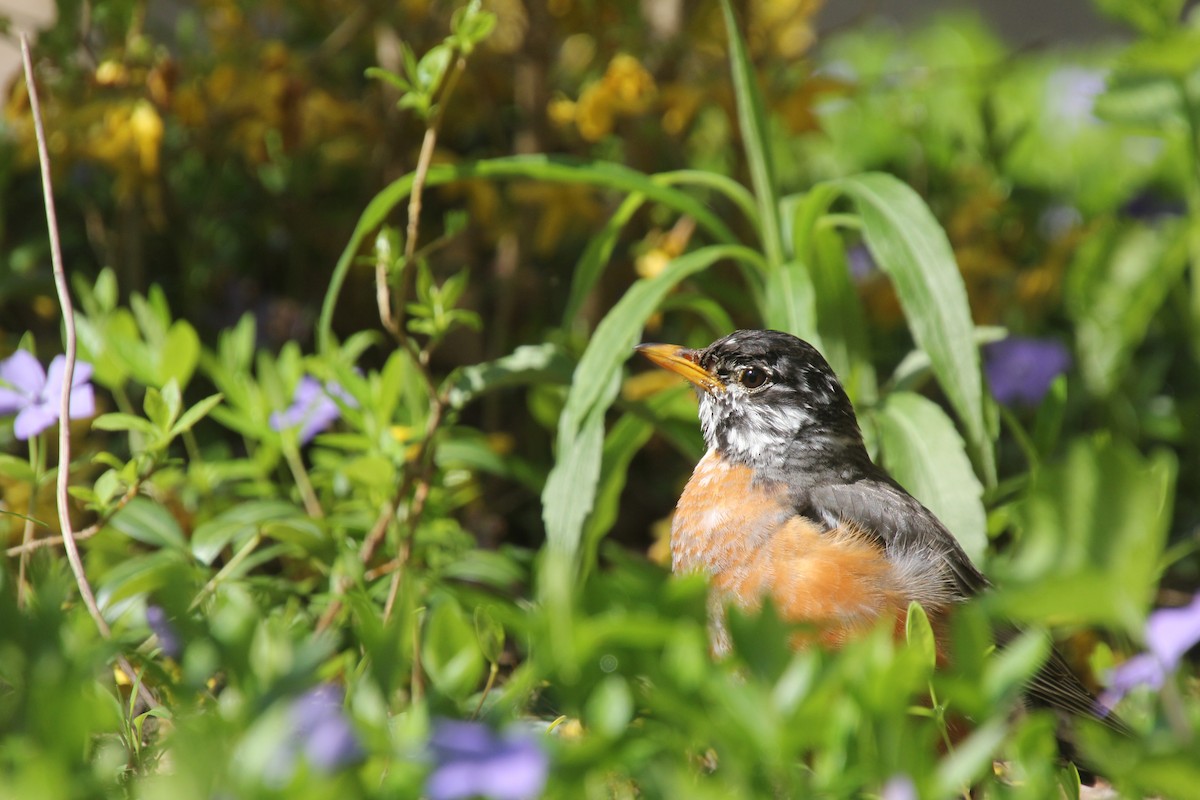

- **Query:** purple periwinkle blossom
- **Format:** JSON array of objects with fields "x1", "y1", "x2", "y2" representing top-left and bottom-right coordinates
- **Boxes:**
[
  {"x1": 145, "y1": 605, "x2": 182, "y2": 659},
  {"x1": 426, "y1": 719, "x2": 549, "y2": 800},
  {"x1": 0, "y1": 351, "x2": 95, "y2": 440},
  {"x1": 881, "y1": 774, "x2": 917, "y2": 800},
  {"x1": 1100, "y1": 593, "x2": 1200, "y2": 712},
  {"x1": 287, "y1": 685, "x2": 364, "y2": 773},
  {"x1": 1121, "y1": 191, "x2": 1186, "y2": 222},
  {"x1": 269, "y1": 376, "x2": 355, "y2": 445},
  {"x1": 983, "y1": 336, "x2": 1071, "y2": 407},
  {"x1": 846, "y1": 243, "x2": 878, "y2": 281},
  {"x1": 1045, "y1": 66, "x2": 1107, "y2": 128}
]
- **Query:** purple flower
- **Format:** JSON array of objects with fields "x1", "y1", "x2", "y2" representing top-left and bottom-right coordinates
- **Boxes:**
[
  {"x1": 1146, "y1": 593, "x2": 1200, "y2": 667},
  {"x1": 426, "y1": 719, "x2": 548, "y2": 800},
  {"x1": 983, "y1": 336, "x2": 1071, "y2": 407},
  {"x1": 1100, "y1": 593, "x2": 1200, "y2": 711},
  {"x1": 1121, "y1": 191, "x2": 1186, "y2": 222},
  {"x1": 0, "y1": 351, "x2": 95, "y2": 440},
  {"x1": 288, "y1": 685, "x2": 364, "y2": 773},
  {"x1": 269, "y1": 376, "x2": 355, "y2": 445},
  {"x1": 1045, "y1": 66, "x2": 1106, "y2": 128},
  {"x1": 846, "y1": 243, "x2": 878, "y2": 281},
  {"x1": 881, "y1": 774, "x2": 917, "y2": 800},
  {"x1": 145, "y1": 605, "x2": 182, "y2": 659}
]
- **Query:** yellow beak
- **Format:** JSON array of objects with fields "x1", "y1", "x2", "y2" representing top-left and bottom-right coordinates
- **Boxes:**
[{"x1": 635, "y1": 343, "x2": 725, "y2": 393}]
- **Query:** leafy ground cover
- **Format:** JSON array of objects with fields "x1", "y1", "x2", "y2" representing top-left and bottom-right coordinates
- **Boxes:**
[{"x1": 1, "y1": 0, "x2": 1199, "y2": 797}]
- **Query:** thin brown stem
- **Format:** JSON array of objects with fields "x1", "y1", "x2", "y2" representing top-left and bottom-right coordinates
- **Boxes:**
[
  {"x1": 379, "y1": 52, "x2": 468, "y2": 340},
  {"x1": 6, "y1": 465, "x2": 156, "y2": 557},
  {"x1": 318, "y1": 387, "x2": 449, "y2": 633},
  {"x1": 21, "y1": 35, "x2": 155, "y2": 711}
]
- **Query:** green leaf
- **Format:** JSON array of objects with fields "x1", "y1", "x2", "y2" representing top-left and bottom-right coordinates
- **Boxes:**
[
  {"x1": 874, "y1": 391, "x2": 987, "y2": 564},
  {"x1": 445, "y1": 344, "x2": 572, "y2": 410},
  {"x1": 364, "y1": 66, "x2": 412, "y2": 93},
  {"x1": 832, "y1": 172, "x2": 995, "y2": 485},
  {"x1": 1094, "y1": 73, "x2": 1184, "y2": 129},
  {"x1": 562, "y1": 193, "x2": 645, "y2": 328},
  {"x1": 540, "y1": 244, "x2": 761, "y2": 570},
  {"x1": 0, "y1": 453, "x2": 36, "y2": 482},
  {"x1": 1117, "y1": 28, "x2": 1200, "y2": 77},
  {"x1": 1066, "y1": 221, "x2": 1188, "y2": 397},
  {"x1": 995, "y1": 437, "x2": 1177, "y2": 631},
  {"x1": 473, "y1": 605, "x2": 505, "y2": 664},
  {"x1": 160, "y1": 379, "x2": 182, "y2": 424},
  {"x1": 585, "y1": 675, "x2": 634, "y2": 737},
  {"x1": 422, "y1": 598, "x2": 485, "y2": 699},
  {"x1": 107, "y1": 497, "x2": 188, "y2": 551},
  {"x1": 935, "y1": 718, "x2": 1007, "y2": 796},
  {"x1": 810, "y1": 224, "x2": 876, "y2": 406},
  {"x1": 579, "y1": 408, "x2": 657, "y2": 576},
  {"x1": 905, "y1": 601, "x2": 937, "y2": 672},
  {"x1": 142, "y1": 387, "x2": 172, "y2": 432},
  {"x1": 719, "y1": 0, "x2": 784, "y2": 269},
  {"x1": 191, "y1": 500, "x2": 308, "y2": 565},
  {"x1": 983, "y1": 628, "x2": 1049, "y2": 703},
  {"x1": 761, "y1": 262, "x2": 820, "y2": 348},
  {"x1": 95, "y1": 550, "x2": 188, "y2": 609},
  {"x1": 169, "y1": 393, "x2": 224, "y2": 438},
  {"x1": 1091, "y1": 0, "x2": 1184, "y2": 35}
]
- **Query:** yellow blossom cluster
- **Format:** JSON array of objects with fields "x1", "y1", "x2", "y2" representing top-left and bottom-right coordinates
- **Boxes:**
[{"x1": 550, "y1": 53, "x2": 657, "y2": 141}]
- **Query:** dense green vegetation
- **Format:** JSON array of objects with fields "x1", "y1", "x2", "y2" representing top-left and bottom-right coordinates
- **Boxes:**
[{"x1": 1, "y1": 0, "x2": 1198, "y2": 797}]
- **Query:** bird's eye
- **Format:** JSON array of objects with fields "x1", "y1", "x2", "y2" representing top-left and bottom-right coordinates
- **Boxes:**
[{"x1": 739, "y1": 367, "x2": 769, "y2": 389}]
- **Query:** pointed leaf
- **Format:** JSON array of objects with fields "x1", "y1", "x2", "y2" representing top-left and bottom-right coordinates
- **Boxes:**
[{"x1": 832, "y1": 172, "x2": 995, "y2": 485}]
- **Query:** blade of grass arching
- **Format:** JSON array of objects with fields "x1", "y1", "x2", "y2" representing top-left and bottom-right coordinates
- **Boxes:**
[
  {"x1": 540, "y1": 244, "x2": 763, "y2": 571},
  {"x1": 719, "y1": 0, "x2": 785, "y2": 271},
  {"x1": 657, "y1": 169, "x2": 761, "y2": 230},
  {"x1": 810, "y1": 224, "x2": 876, "y2": 406},
  {"x1": 578, "y1": 407, "x2": 657, "y2": 577},
  {"x1": 832, "y1": 172, "x2": 997, "y2": 486},
  {"x1": 761, "y1": 262, "x2": 820, "y2": 347},
  {"x1": 562, "y1": 193, "x2": 646, "y2": 328},
  {"x1": 318, "y1": 155, "x2": 741, "y2": 353},
  {"x1": 659, "y1": 292, "x2": 737, "y2": 339},
  {"x1": 564, "y1": 174, "x2": 768, "y2": 332},
  {"x1": 874, "y1": 391, "x2": 987, "y2": 563}
]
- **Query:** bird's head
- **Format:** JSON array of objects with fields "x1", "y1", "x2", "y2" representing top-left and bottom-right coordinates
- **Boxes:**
[{"x1": 636, "y1": 329, "x2": 868, "y2": 475}]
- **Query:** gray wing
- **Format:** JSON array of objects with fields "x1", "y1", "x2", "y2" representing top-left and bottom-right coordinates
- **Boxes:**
[
  {"x1": 800, "y1": 473, "x2": 1131, "y2": 737},
  {"x1": 800, "y1": 475, "x2": 989, "y2": 600}
]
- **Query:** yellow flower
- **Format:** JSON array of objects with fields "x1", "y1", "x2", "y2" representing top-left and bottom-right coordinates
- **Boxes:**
[
  {"x1": 95, "y1": 60, "x2": 130, "y2": 88},
  {"x1": 750, "y1": 0, "x2": 824, "y2": 58},
  {"x1": 636, "y1": 248, "x2": 670, "y2": 280},
  {"x1": 660, "y1": 84, "x2": 703, "y2": 136},
  {"x1": 601, "y1": 53, "x2": 655, "y2": 114},
  {"x1": 574, "y1": 82, "x2": 615, "y2": 141},
  {"x1": 547, "y1": 96, "x2": 577, "y2": 128},
  {"x1": 129, "y1": 100, "x2": 164, "y2": 175},
  {"x1": 648, "y1": 515, "x2": 673, "y2": 566}
]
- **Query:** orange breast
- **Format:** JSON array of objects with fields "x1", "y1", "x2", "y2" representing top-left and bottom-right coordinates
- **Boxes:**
[{"x1": 672, "y1": 451, "x2": 911, "y2": 650}]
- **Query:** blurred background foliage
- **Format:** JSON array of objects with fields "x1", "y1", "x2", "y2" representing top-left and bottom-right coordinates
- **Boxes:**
[{"x1": 0, "y1": 0, "x2": 1199, "y2": 797}]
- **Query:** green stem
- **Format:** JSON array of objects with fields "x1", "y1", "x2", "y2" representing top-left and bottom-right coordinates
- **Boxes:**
[
  {"x1": 282, "y1": 443, "x2": 324, "y2": 519},
  {"x1": 189, "y1": 533, "x2": 262, "y2": 611},
  {"x1": 1175, "y1": 77, "x2": 1200, "y2": 357},
  {"x1": 16, "y1": 434, "x2": 45, "y2": 606}
]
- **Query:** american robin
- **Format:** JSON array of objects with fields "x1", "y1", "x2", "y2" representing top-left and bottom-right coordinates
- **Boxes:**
[{"x1": 637, "y1": 328, "x2": 1121, "y2": 732}]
